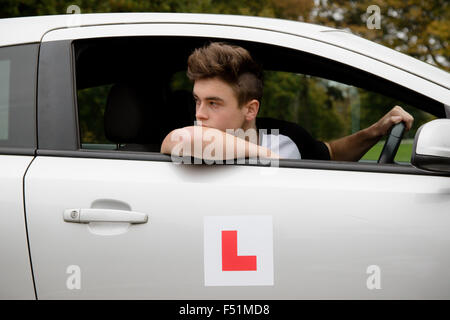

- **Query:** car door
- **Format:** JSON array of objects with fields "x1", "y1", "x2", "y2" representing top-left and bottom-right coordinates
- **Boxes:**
[
  {"x1": 0, "y1": 43, "x2": 38, "y2": 299},
  {"x1": 24, "y1": 22, "x2": 450, "y2": 299}
]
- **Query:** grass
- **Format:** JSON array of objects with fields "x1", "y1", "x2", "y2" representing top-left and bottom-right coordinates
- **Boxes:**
[{"x1": 361, "y1": 139, "x2": 413, "y2": 163}]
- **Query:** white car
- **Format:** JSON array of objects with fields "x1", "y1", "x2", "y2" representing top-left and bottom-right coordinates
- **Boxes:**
[{"x1": 1, "y1": 12, "x2": 449, "y2": 300}]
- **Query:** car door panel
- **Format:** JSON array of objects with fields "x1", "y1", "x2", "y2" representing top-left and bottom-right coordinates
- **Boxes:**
[
  {"x1": 0, "y1": 155, "x2": 35, "y2": 299},
  {"x1": 25, "y1": 156, "x2": 450, "y2": 299}
]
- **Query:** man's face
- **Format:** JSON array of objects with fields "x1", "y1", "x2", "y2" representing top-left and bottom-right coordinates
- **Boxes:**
[{"x1": 193, "y1": 77, "x2": 247, "y2": 132}]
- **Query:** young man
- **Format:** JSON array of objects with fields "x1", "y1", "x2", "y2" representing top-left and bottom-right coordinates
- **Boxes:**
[{"x1": 160, "y1": 42, "x2": 414, "y2": 162}]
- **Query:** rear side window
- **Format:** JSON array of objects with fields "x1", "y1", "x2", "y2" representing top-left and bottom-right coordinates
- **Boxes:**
[{"x1": 0, "y1": 44, "x2": 38, "y2": 152}]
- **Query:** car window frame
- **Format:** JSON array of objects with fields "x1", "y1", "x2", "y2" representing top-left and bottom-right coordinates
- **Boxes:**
[
  {"x1": 36, "y1": 24, "x2": 450, "y2": 177},
  {"x1": 41, "y1": 22, "x2": 450, "y2": 106},
  {"x1": 0, "y1": 43, "x2": 39, "y2": 156}
]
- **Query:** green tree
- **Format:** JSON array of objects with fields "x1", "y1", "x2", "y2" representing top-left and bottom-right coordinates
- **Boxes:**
[{"x1": 313, "y1": 0, "x2": 449, "y2": 71}]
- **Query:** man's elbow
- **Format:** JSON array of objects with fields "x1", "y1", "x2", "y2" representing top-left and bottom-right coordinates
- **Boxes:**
[
  {"x1": 324, "y1": 142, "x2": 334, "y2": 160},
  {"x1": 160, "y1": 137, "x2": 170, "y2": 154},
  {"x1": 160, "y1": 131, "x2": 175, "y2": 154},
  {"x1": 160, "y1": 127, "x2": 195, "y2": 155}
]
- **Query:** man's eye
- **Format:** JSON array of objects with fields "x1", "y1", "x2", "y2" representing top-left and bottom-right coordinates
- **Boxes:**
[{"x1": 209, "y1": 101, "x2": 218, "y2": 106}]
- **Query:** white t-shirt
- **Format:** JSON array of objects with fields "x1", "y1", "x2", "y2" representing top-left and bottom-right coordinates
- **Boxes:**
[{"x1": 259, "y1": 132, "x2": 301, "y2": 159}]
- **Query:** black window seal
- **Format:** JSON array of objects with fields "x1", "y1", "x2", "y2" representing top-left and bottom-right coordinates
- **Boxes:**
[
  {"x1": 35, "y1": 148, "x2": 450, "y2": 177},
  {"x1": 71, "y1": 41, "x2": 81, "y2": 149},
  {"x1": 0, "y1": 147, "x2": 36, "y2": 156},
  {"x1": 37, "y1": 40, "x2": 78, "y2": 151}
]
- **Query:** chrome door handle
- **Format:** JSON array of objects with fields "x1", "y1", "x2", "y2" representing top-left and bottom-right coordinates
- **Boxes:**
[{"x1": 63, "y1": 208, "x2": 148, "y2": 224}]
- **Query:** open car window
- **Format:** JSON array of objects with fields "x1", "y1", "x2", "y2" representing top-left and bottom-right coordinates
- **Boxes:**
[
  {"x1": 74, "y1": 36, "x2": 440, "y2": 164},
  {"x1": 258, "y1": 71, "x2": 436, "y2": 163}
]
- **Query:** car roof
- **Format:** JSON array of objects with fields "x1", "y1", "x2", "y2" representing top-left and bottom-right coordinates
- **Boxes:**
[{"x1": 1, "y1": 12, "x2": 449, "y2": 90}]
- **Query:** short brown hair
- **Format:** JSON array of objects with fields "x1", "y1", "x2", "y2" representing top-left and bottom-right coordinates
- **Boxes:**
[{"x1": 187, "y1": 42, "x2": 263, "y2": 106}]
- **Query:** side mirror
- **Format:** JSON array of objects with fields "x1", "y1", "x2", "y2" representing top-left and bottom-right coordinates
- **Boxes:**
[{"x1": 411, "y1": 119, "x2": 450, "y2": 173}]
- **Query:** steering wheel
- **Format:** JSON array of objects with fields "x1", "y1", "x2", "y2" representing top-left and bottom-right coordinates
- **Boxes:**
[{"x1": 377, "y1": 121, "x2": 406, "y2": 164}]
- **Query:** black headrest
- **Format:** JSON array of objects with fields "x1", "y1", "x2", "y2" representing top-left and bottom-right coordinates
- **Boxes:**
[
  {"x1": 104, "y1": 84, "x2": 195, "y2": 147},
  {"x1": 166, "y1": 90, "x2": 196, "y2": 128},
  {"x1": 104, "y1": 83, "x2": 151, "y2": 143}
]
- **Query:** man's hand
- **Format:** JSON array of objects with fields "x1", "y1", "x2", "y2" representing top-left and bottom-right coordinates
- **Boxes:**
[
  {"x1": 371, "y1": 105, "x2": 414, "y2": 137},
  {"x1": 326, "y1": 105, "x2": 414, "y2": 162}
]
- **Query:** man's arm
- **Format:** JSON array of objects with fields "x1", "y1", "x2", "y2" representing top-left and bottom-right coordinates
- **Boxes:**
[
  {"x1": 325, "y1": 106, "x2": 414, "y2": 161},
  {"x1": 161, "y1": 126, "x2": 280, "y2": 160}
]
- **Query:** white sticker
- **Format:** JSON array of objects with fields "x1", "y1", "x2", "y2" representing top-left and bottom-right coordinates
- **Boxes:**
[{"x1": 204, "y1": 215, "x2": 274, "y2": 286}]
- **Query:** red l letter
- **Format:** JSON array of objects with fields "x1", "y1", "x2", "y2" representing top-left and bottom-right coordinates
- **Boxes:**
[{"x1": 222, "y1": 230, "x2": 257, "y2": 271}]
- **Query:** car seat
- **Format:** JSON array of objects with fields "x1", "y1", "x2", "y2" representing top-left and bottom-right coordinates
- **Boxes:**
[{"x1": 104, "y1": 84, "x2": 195, "y2": 152}]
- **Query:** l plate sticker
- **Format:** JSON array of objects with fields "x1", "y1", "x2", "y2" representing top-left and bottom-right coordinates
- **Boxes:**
[{"x1": 204, "y1": 215, "x2": 273, "y2": 286}]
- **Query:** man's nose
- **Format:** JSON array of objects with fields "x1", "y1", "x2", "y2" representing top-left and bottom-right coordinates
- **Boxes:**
[{"x1": 196, "y1": 102, "x2": 208, "y2": 121}]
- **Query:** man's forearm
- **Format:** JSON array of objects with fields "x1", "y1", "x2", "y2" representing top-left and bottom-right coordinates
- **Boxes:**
[
  {"x1": 206, "y1": 127, "x2": 276, "y2": 160},
  {"x1": 161, "y1": 126, "x2": 279, "y2": 160},
  {"x1": 326, "y1": 124, "x2": 382, "y2": 161},
  {"x1": 326, "y1": 105, "x2": 414, "y2": 161}
]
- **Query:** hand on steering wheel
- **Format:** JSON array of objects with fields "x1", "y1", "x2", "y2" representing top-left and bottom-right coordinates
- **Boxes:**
[{"x1": 377, "y1": 121, "x2": 406, "y2": 164}]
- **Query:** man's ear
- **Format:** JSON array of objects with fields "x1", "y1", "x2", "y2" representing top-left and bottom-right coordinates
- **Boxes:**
[{"x1": 244, "y1": 99, "x2": 260, "y2": 121}]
